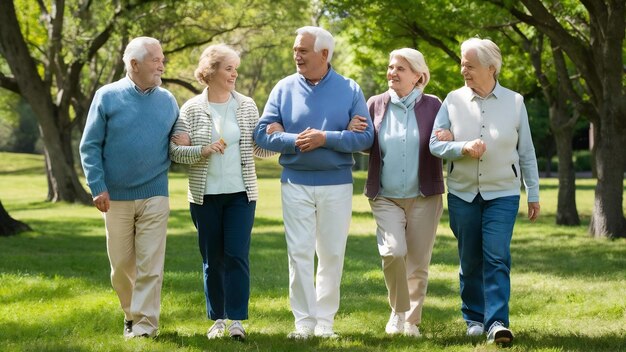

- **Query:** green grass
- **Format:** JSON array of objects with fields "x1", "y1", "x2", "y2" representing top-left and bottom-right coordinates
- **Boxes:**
[{"x1": 0, "y1": 151, "x2": 625, "y2": 351}]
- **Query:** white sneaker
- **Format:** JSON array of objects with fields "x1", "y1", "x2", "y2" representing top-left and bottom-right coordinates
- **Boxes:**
[
  {"x1": 403, "y1": 323, "x2": 421, "y2": 337},
  {"x1": 314, "y1": 324, "x2": 339, "y2": 339},
  {"x1": 206, "y1": 319, "x2": 226, "y2": 339},
  {"x1": 385, "y1": 311, "x2": 405, "y2": 335},
  {"x1": 228, "y1": 320, "x2": 246, "y2": 340},
  {"x1": 287, "y1": 325, "x2": 314, "y2": 339},
  {"x1": 487, "y1": 321, "x2": 513, "y2": 345},
  {"x1": 466, "y1": 321, "x2": 484, "y2": 336}
]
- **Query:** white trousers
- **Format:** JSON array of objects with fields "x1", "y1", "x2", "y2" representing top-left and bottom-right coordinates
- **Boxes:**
[
  {"x1": 281, "y1": 182, "x2": 353, "y2": 329},
  {"x1": 103, "y1": 196, "x2": 169, "y2": 336}
]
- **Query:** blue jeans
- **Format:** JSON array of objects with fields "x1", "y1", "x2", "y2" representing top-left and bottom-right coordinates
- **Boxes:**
[
  {"x1": 447, "y1": 193, "x2": 519, "y2": 330},
  {"x1": 190, "y1": 192, "x2": 256, "y2": 321}
]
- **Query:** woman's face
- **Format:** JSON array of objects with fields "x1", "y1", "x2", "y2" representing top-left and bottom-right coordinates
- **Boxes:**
[
  {"x1": 210, "y1": 55, "x2": 240, "y2": 93},
  {"x1": 387, "y1": 55, "x2": 420, "y2": 97},
  {"x1": 460, "y1": 49, "x2": 496, "y2": 96}
]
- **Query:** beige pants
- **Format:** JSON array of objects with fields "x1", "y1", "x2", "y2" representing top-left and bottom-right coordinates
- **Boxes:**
[
  {"x1": 103, "y1": 196, "x2": 169, "y2": 336},
  {"x1": 369, "y1": 194, "x2": 443, "y2": 325}
]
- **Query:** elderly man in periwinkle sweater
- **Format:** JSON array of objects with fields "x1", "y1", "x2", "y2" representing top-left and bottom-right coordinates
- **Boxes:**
[{"x1": 253, "y1": 26, "x2": 374, "y2": 339}]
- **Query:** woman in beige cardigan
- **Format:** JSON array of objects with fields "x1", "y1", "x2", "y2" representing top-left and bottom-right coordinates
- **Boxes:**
[{"x1": 170, "y1": 44, "x2": 272, "y2": 341}]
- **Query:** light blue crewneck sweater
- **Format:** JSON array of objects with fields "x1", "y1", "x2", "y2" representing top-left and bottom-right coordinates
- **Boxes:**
[
  {"x1": 253, "y1": 67, "x2": 374, "y2": 185},
  {"x1": 80, "y1": 77, "x2": 179, "y2": 200}
]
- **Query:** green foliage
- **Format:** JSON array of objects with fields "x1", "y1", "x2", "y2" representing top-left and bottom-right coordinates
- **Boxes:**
[{"x1": 1, "y1": 151, "x2": 625, "y2": 351}]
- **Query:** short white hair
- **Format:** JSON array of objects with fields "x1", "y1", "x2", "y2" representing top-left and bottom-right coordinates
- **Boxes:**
[
  {"x1": 389, "y1": 48, "x2": 430, "y2": 90},
  {"x1": 295, "y1": 26, "x2": 335, "y2": 63},
  {"x1": 461, "y1": 38, "x2": 502, "y2": 79},
  {"x1": 122, "y1": 37, "x2": 161, "y2": 72}
]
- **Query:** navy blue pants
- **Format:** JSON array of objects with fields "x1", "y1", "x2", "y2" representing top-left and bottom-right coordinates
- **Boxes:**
[
  {"x1": 448, "y1": 193, "x2": 519, "y2": 331},
  {"x1": 190, "y1": 192, "x2": 256, "y2": 321}
]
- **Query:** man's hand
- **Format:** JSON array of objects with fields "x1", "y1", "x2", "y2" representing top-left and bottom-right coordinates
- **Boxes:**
[
  {"x1": 347, "y1": 115, "x2": 368, "y2": 132},
  {"x1": 462, "y1": 139, "x2": 486, "y2": 159},
  {"x1": 434, "y1": 128, "x2": 454, "y2": 141},
  {"x1": 171, "y1": 132, "x2": 191, "y2": 146},
  {"x1": 528, "y1": 202, "x2": 540, "y2": 222},
  {"x1": 93, "y1": 191, "x2": 110, "y2": 213},
  {"x1": 266, "y1": 122, "x2": 285, "y2": 134},
  {"x1": 295, "y1": 127, "x2": 326, "y2": 152}
]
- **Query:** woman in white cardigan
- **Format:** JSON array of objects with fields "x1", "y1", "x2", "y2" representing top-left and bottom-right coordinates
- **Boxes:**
[{"x1": 170, "y1": 44, "x2": 272, "y2": 341}]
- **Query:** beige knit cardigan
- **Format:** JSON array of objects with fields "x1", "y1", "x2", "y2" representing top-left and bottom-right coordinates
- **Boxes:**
[{"x1": 169, "y1": 89, "x2": 274, "y2": 204}]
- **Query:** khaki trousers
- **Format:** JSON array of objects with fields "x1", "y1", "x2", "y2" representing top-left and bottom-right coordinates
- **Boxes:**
[
  {"x1": 369, "y1": 194, "x2": 442, "y2": 325},
  {"x1": 103, "y1": 196, "x2": 169, "y2": 336}
]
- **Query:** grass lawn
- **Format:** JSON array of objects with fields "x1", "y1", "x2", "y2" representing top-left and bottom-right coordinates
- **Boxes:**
[{"x1": 0, "y1": 151, "x2": 625, "y2": 351}]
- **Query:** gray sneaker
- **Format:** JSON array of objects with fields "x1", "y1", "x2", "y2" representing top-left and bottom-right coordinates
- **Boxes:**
[
  {"x1": 228, "y1": 320, "x2": 246, "y2": 341},
  {"x1": 487, "y1": 321, "x2": 513, "y2": 345},
  {"x1": 207, "y1": 319, "x2": 226, "y2": 339}
]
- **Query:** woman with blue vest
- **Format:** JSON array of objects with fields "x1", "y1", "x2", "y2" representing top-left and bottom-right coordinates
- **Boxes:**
[
  {"x1": 351, "y1": 48, "x2": 444, "y2": 337},
  {"x1": 429, "y1": 38, "x2": 540, "y2": 346}
]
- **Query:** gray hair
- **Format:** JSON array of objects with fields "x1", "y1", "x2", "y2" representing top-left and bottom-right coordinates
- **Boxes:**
[
  {"x1": 389, "y1": 48, "x2": 430, "y2": 90},
  {"x1": 122, "y1": 37, "x2": 161, "y2": 72},
  {"x1": 295, "y1": 26, "x2": 335, "y2": 63},
  {"x1": 461, "y1": 38, "x2": 502, "y2": 79},
  {"x1": 194, "y1": 44, "x2": 240, "y2": 86}
]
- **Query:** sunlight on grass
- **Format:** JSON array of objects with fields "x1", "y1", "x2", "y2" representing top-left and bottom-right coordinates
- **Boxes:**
[{"x1": 1, "y1": 152, "x2": 625, "y2": 351}]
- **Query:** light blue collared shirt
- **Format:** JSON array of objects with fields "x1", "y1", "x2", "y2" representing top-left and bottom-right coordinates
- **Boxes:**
[{"x1": 380, "y1": 88, "x2": 422, "y2": 198}]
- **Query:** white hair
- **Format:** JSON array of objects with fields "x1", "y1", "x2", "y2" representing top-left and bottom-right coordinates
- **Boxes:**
[
  {"x1": 295, "y1": 26, "x2": 335, "y2": 63},
  {"x1": 389, "y1": 48, "x2": 430, "y2": 90},
  {"x1": 461, "y1": 38, "x2": 502, "y2": 79},
  {"x1": 122, "y1": 37, "x2": 161, "y2": 72}
]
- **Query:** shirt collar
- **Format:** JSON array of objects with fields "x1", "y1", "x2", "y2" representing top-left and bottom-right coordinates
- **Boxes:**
[
  {"x1": 300, "y1": 64, "x2": 332, "y2": 86},
  {"x1": 468, "y1": 81, "x2": 503, "y2": 101},
  {"x1": 127, "y1": 75, "x2": 157, "y2": 95}
]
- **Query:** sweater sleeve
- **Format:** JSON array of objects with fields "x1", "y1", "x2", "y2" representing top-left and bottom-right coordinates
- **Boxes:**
[
  {"x1": 79, "y1": 91, "x2": 108, "y2": 197},
  {"x1": 169, "y1": 104, "x2": 206, "y2": 164},
  {"x1": 253, "y1": 85, "x2": 298, "y2": 154},
  {"x1": 324, "y1": 86, "x2": 374, "y2": 153}
]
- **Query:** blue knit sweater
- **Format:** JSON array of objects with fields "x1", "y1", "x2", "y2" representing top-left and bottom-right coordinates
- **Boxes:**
[
  {"x1": 80, "y1": 77, "x2": 179, "y2": 200},
  {"x1": 254, "y1": 68, "x2": 374, "y2": 185}
]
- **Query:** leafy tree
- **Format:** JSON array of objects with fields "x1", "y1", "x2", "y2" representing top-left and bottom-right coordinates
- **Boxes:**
[
  {"x1": 488, "y1": 0, "x2": 625, "y2": 237},
  {"x1": 0, "y1": 0, "x2": 310, "y2": 204}
]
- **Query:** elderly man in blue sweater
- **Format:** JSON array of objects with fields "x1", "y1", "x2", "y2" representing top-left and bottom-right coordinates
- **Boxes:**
[
  {"x1": 79, "y1": 37, "x2": 178, "y2": 339},
  {"x1": 254, "y1": 26, "x2": 374, "y2": 339}
]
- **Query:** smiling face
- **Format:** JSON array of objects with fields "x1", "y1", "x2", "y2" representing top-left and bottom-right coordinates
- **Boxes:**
[
  {"x1": 130, "y1": 43, "x2": 165, "y2": 91},
  {"x1": 460, "y1": 49, "x2": 496, "y2": 97},
  {"x1": 210, "y1": 54, "x2": 240, "y2": 94},
  {"x1": 293, "y1": 33, "x2": 328, "y2": 82},
  {"x1": 387, "y1": 55, "x2": 421, "y2": 97}
]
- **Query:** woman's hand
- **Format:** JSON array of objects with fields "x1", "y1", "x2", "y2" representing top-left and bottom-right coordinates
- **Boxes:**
[
  {"x1": 201, "y1": 140, "x2": 226, "y2": 157},
  {"x1": 462, "y1": 139, "x2": 486, "y2": 159},
  {"x1": 347, "y1": 115, "x2": 368, "y2": 132},
  {"x1": 434, "y1": 129, "x2": 454, "y2": 141},
  {"x1": 171, "y1": 132, "x2": 191, "y2": 146}
]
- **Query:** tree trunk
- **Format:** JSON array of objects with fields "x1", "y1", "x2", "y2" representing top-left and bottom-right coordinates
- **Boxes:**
[
  {"x1": 0, "y1": 200, "x2": 31, "y2": 237},
  {"x1": 552, "y1": 122, "x2": 580, "y2": 226},
  {"x1": 589, "y1": 121, "x2": 626, "y2": 238},
  {"x1": 0, "y1": 1, "x2": 91, "y2": 204}
]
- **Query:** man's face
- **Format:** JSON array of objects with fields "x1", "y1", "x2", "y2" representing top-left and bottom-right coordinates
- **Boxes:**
[
  {"x1": 293, "y1": 33, "x2": 327, "y2": 80},
  {"x1": 131, "y1": 43, "x2": 165, "y2": 90},
  {"x1": 460, "y1": 49, "x2": 495, "y2": 95}
]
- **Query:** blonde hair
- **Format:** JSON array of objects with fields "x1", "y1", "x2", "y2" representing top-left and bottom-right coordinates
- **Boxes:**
[
  {"x1": 389, "y1": 48, "x2": 430, "y2": 90},
  {"x1": 194, "y1": 44, "x2": 239, "y2": 86},
  {"x1": 461, "y1": 38, "x2": 502, "y2": 79}
]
